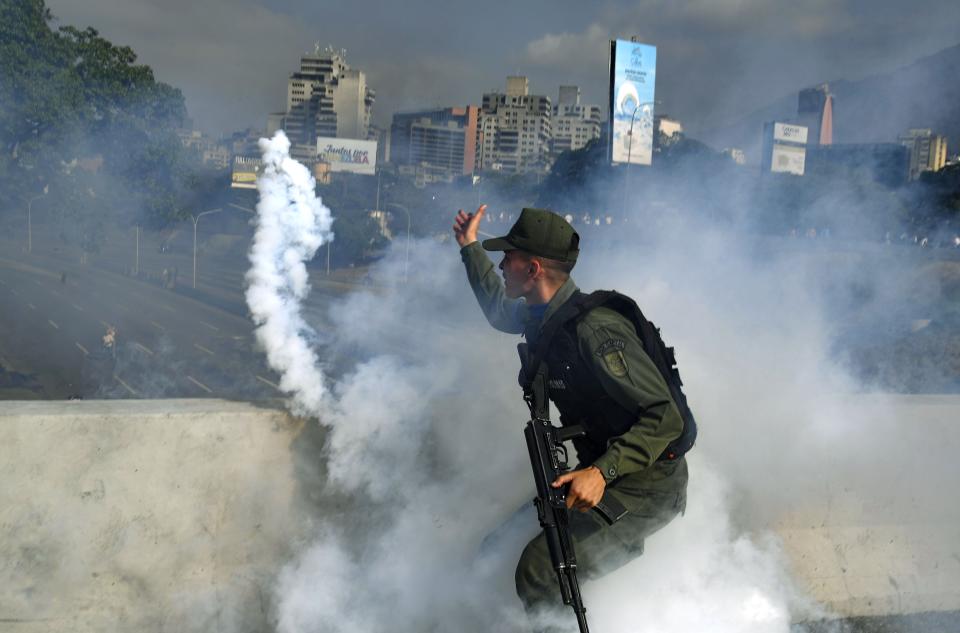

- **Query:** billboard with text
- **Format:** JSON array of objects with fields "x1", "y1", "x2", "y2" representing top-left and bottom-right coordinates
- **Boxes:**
[
  {"x1": 609, "y1": 40, "x2": 657, "y2": 165},
  {"x1": 316, "y1": 137, "x2": 377, "y2": 175},
  {"x1": 230, "y1": 156, "x2": 262, "y2": 189}
]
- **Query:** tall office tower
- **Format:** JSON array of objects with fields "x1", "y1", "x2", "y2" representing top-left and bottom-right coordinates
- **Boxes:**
[
  {"x1": 898, "y1": 128, "x2": 948, "y2": 180},
  {"x1": 389, "y1": 106, "x2": 479, "y2": 180},
  {"x1": 797, "y1": 83, "x2": 833, "y2": 146},
  {"x1": 282, "y1": 44, "x2": 376, "y2": 156},
  {"x1": 552, "y1": 85, "x2": 601, "y2": 155},
  {"x1": 477, "y1": 76, "x2": 553, "y2": 174}
]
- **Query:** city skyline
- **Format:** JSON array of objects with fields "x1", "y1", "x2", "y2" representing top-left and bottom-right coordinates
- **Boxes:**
[{"x1": 45, "y1": 0, "x2": 960, "y2": 141}]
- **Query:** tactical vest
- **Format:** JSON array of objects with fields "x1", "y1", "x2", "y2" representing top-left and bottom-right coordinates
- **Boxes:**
[{"x1": 521, "y1": 290, "x2": 697, "y2": 467}]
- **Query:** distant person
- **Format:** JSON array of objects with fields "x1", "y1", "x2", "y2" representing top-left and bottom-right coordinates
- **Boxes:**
[
  {"x1": 102, "y1": 325, "x2": 116, "y2": 359},
  {"x1": 453, "y1": 205, "x2": 695, "y2": 629}
]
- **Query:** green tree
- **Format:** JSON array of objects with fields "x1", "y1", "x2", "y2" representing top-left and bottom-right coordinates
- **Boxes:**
[{"x1": 0, "y1": 0, "x2": 190, "y2": 229}]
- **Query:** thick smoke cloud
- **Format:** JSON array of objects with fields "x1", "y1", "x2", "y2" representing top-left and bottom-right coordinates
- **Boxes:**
[{"x1": 247, "y1": 135, "x2": 945, "y2": 633}]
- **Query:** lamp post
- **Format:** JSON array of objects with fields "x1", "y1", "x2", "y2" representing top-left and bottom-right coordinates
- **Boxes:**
[
  {"x1": 385, "y1": 202, "x2": 411, "y2": 283},
  {"x1": 26, "y1": 185, "x2": 49, "y2": 254},
  {"x1": 622, "y1": 101, "x2": 658, "y2": 214},
  {"x1": 190, "y1": 208, "x2": 222, "y2": 288}
]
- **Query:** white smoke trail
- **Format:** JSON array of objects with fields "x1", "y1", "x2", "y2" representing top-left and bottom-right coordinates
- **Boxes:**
[{"x1": 246, "y1": 131, "x2": 332, "y2": 415}]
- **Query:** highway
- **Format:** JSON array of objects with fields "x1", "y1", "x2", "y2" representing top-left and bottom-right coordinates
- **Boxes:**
[{"x1": 0, "y1": 226, "x2": 295, "y2": 400}]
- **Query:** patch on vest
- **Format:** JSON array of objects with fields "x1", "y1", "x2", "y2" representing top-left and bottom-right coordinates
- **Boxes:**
[
  {"x1": 595, "y1": 339, "x2": 628, "y2": 377},
  {"x1": 602, "y1": 350, "x2": 629, "y2": 377},
  {"x1": 549, "y1": 378, "x2": 567, "y2": 390}
]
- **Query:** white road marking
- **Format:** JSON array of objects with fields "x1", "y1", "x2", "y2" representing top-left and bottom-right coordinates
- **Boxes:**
[
  {"x1": 187, "y1": 375, "x2": 213, "y2": 393},
  {"x1": 193, "y1": 343, "x2": 215, "y2": 356},
  {"x1": 27, "y1": 303, "x2": 36, "y2": 310},
  {"x1": 75, "y1": 342, "x2": 89, "y2": 355},
  {"x1": 134, "y1": 342, "x2": 154, "y2": 356},
  {"x1": 149, "y1": 320, "x2": 165, "y2": 331},
  {"x1": 256, "y1": 375, "x2": 281, "y2": 391},
  {"x1": 33, "y1": 280, "x2": 42, "y2": 287},
  {"x1": 232, "y1": 335, "x2": 247, "y2": 340},
  {"x1": 162, "y1": 305, "x2": 175, "y2": 312},
  {"x1": 199, "y1": 321, "x2": 219, "y2": 332},
  {"x1": 114, "y1": 375, "x2": 138, "y2": 396},
  {"x1": 48, "y1": 319, "x2": 59, "y2": 329},
  {"x1": 72, "y1": 303, "x2": 84, "y2": 312}
]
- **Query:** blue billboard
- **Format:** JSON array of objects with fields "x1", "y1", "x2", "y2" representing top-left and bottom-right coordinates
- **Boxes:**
[{"x1": 609, "y1": 40, "x2": 657, "y2": 165}]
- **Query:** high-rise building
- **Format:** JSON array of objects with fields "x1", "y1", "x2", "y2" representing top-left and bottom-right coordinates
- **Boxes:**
[
  {"x1": 898, "y1": 128, "x2": 948, "y2": 180},
  {"x1": 477, "y1": 76, "x2": 552, "y2": 174},
  {"x1": 552, "y1": 86, "x2": 601, "y2": 155},
  {"x1": 797, "y1": 84, "x2": 833, "y2": 146},
  {"x1": 389, "y1": 106, "x2": 479, "y2": 180},
  {"x1": 279, "y1": 44, "x2": 376, "y2": 160}
]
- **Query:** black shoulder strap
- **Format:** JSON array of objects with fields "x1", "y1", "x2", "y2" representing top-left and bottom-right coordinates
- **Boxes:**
[{"x1": 519, "y1": 290, "x2": 587, "y2": 393}]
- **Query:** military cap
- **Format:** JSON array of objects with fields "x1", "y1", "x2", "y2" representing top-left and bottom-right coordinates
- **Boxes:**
[{"x1": 482, "y1": 208, "x2": 580, "y2": 264}]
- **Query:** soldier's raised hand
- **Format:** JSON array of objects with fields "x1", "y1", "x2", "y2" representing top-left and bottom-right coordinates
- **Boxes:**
[{"x1": 453, "y1": 204, "x2": 487, "y2": 247}]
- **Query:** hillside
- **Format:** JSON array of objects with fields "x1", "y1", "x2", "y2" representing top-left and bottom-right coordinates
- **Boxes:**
[{"x1": 705, "y1": 44, "x2": 960, "y2": 161}]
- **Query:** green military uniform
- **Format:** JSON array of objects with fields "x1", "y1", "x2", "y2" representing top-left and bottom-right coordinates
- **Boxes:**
[{"x1": 459, "y1": 209, "x2": 689, "y2": 617}]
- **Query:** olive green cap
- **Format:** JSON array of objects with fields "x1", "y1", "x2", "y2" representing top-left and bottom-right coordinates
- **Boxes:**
[{"x1": 482, "y1": 208, "x2": 580, "y2": 263}]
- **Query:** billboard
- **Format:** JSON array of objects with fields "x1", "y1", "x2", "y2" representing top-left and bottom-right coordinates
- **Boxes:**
[
  {"x1": 771, "y1": 144, "x2": 806, "y2": 176},
  {"x1": 231, "y1": 156, "x2": 262, "y2": 189},
  {"x1": 316, "y1": 137, "x2": 377, "y2": 175},
  {"x1": 762, "y1": 121, "x2": 808, "y2": 176},
  {"x1": 773, "y1": 122, "x2": 809, "y2": 145},
  {"x1": 609, "y1": 40, "x2": 657, "y2": 165}
]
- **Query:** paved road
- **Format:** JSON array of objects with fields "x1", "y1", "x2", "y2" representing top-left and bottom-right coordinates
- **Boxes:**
[{"x1": 0, "y1": 247, "x2": 287, "y2": 400}]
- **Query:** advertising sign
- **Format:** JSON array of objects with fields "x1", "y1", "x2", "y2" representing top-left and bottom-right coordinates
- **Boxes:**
[
  {"x1": 773, "y1": 123, "x2": 809, "y2": 145},
  {"x1": 316, "y1": 137, "x2": 378, "y2": 175},
  {"x1": 609, "y1": 40, "x2": 657, "y2": 165},
  {"x1": 771, "y1": 144, "x2": 806, "y2": 176},
  {"x1": 231, "y1": 156, "x2": 262, "y2": 189}
]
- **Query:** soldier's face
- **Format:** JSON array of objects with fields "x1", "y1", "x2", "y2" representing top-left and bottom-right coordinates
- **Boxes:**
[{"x1": 499, "y1": 250, "x2": 534, "y2": 299}]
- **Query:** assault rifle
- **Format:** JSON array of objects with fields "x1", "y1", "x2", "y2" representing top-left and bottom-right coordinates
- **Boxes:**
[{"x1": 519, "y1": 343, "x2": 627, "y2": 633}]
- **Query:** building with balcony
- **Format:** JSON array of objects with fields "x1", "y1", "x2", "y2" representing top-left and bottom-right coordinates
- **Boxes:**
[{"x1": 477, "y1": 76, "x2": 552, "y2": 174}]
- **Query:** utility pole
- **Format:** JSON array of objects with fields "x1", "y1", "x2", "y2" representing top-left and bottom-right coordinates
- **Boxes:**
[
  {"x1": 26, "y1": 185, "x2": 48, "y2": 254},
  {"x1": 191, "y1": 208, "x2": 222, "y2": 288}
]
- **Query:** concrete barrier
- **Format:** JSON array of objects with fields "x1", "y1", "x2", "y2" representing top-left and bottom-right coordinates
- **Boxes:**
[
  {"x1": 1, "y1": 396, "x2": 958, "y2": 631},
  {"x1": 0, "y1": 399, "x2": 307, "y2": 633},
  {"x1": 763, "y1": 395, "x2": 960, "y2": 619}
]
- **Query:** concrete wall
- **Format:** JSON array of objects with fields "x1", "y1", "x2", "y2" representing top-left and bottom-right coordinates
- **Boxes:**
[
  {"x1": 764, "y1": 395, "x2": 960, "y2": 619},
  {"x1": 0, "y1": 400, "x2": 307, "y2": 633},
  {"x1": 1, "y1": 396, "x2": 958, "y2": 631}
]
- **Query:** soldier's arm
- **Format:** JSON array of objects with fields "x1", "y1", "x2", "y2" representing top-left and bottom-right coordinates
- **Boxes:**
[
  {"x1": 577, "y1": 309, "x2": 684, "y2": 480},
  {"x1": 459, "y1": 241, "x2": 526, "y2": 334}
]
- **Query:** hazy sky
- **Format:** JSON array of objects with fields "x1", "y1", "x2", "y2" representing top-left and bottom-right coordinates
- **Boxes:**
[{"x1": 46, "y1": 0, "x2": 960, "y2": 139}]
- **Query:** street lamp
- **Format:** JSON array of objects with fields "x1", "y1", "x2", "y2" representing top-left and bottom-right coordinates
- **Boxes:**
[
  {"x1": 26, "y1": 185, "x2": 48, "y2": 254},
  {"x1": 190, "y1": 208, "x2": 222, "y2": 288},
  {"x1": 385, "y1": 202, "x2": 411, "y2": 283},
  {"x1": 622, "y1": 101, "x2": 658, "y2": 213}
]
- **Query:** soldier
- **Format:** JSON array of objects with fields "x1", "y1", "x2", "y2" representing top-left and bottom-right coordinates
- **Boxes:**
[{"x1": 454, "y1": 205, "x2": 692, "y2": 624}]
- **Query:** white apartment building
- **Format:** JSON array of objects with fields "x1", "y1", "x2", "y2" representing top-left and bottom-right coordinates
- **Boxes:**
[
  {"x1": 280, "y1": 44, "x2": 376, "y2": 159},
  {"x1": 899, "y1": 128, "x2": 948, "y2": 181},
  {"x1": 552, "y1": 85, "x2": 601, "y2": 155},
  {"x1": 478, "y1": 76, "x2": 553, "y2": 174}
]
